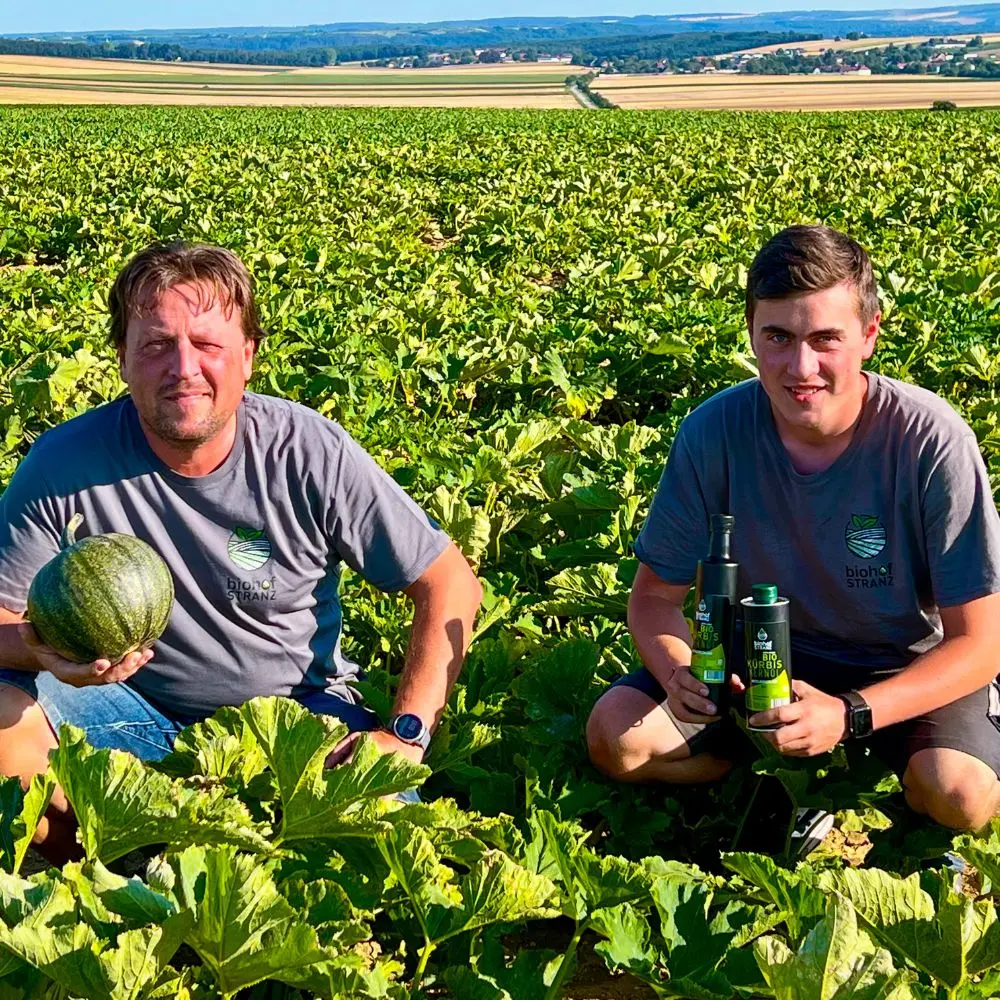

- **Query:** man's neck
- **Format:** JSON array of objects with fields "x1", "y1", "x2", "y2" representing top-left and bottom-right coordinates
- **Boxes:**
[
  {"x1": 773, "y1": 373, "x2": 868, "y2": 476},
  {"x1": 138, "y1": 414, "x2": 239, "y2": 478}
]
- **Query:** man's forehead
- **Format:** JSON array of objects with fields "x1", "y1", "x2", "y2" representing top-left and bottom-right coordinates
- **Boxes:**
[{"x1": 128, "y1": 281, "x2": 239, "y2": 333}]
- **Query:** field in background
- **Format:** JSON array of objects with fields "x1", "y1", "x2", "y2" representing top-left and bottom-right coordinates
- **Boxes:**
[
  {"x1": 1, "y1": 104, "x2": 999, "y2": 998},
  {"x1": 595, "y1": 72, "x2": 1000, "y2": 109},
  {"x1": 0, "y1": 54, "x2": 578, "y2": 107},
  {"x1": 735, "y1": 31, "x2": 1000, "y2": 54}
]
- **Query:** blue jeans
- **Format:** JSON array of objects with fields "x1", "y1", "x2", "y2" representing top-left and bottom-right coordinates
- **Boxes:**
[{"x1": 0, "y1": 668, "x2": 380, "y2": 763}]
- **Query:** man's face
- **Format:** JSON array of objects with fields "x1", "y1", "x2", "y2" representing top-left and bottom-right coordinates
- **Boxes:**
[
  {"x1": 749, "y1": 281, "x2": 879, "y2": 438},
  {"x1": 119, "y1": 281, "x2": 254, "y2": 448}
]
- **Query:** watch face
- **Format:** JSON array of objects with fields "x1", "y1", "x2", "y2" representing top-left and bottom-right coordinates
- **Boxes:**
[
  {"x1": 393, "y1": 714, "x2": 424, "y2": 742},
  {"x1": 853, "y1": 706, "x2": 874, "y2": 738}
]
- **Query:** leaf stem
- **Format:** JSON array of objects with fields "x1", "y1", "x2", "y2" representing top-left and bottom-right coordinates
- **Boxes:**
[
  {"x1": 411, "y1": 939, "x2": 436, "y2": 996},
  {"x1": 544, "y1": 922, "x2": 585, "y2": 1000}
]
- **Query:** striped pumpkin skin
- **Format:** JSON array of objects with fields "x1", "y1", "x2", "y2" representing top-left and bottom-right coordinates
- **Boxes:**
[{"x1": 26, "y1": 521, "x2": 174, "y2": 664}]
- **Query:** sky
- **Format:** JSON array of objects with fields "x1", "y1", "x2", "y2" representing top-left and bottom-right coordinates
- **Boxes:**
[{"x1": 2, "y1": 0, "x2": 978, "y2": 34}]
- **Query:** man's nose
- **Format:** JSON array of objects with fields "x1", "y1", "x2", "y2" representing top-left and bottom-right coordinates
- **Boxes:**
[
  {"x1": 787, "y1": 341, "x2": 820, "y2": 380},
  {"x1": 169, "y1": 340, "x2": 201, "y2": 381}
]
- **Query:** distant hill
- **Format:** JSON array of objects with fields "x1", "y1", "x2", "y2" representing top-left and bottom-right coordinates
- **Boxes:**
[
  {"x1": 13, "y1": 5, "x2": 1000, "y2": 50},
  {"x1": 6, "y1": 5, "x2": 1000, "y2": 67}
]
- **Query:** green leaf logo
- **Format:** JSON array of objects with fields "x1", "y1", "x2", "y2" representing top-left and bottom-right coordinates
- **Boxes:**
[
  {"x1": 228, "y1": 526, "x2": 272, "y2": 571},
  {"x1": 845, "y1": 514, "x2": 886, "y2": 559}
]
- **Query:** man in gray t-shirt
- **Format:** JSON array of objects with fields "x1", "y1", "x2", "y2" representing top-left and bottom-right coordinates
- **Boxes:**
[
  {"x1": 587, "y1": 225, "x2": 1000, "y2": 834},
  {"x1": 0, "y1": 242, "x2": 482, "y2": 863}
]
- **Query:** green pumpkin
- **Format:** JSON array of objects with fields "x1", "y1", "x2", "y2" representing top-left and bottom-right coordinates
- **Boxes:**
[{"x1": 26, "y1": 514, "x2": 175, "y2": 664}]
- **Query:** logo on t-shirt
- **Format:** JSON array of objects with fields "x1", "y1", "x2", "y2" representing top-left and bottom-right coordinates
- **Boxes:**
[
  {"x1": 845, "y1": 514, "x2": 886, "y2": 559},
  {"x1": 227, "y1": 526, "x2": 272, "y2": 571}
]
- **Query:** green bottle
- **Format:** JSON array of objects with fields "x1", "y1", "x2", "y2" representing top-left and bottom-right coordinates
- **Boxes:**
[
  {"x1": 690, "y1": 514, "x2": 738, "y2": 714},
  {"x1": 742, "y1": 583, "x2": 792, "y2": 731}
]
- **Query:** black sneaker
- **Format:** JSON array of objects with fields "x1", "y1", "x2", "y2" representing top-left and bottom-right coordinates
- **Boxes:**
[{"x1": 790, "y1": 808, "x2": 835, "y2": 859}]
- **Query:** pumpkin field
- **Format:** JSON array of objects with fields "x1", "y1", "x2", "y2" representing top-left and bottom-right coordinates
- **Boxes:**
[{"x1": 1, "y1": 105, "x2": 1000, "y2": 999}]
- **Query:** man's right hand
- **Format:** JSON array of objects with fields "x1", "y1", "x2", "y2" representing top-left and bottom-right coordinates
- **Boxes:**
[
  {"x1": 666, "y1": 668, "x2": 745, "y2": 724},
  {"x1": 18, "y1": 623, "x2": 153, "y2": 688}
]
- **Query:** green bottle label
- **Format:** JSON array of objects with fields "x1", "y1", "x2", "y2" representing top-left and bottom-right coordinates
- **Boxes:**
[
  {"x1": 691, "y1": 597, "x2": 727, "y2": 685},
  {"x1": 746, "y1": 651, "x2": 791, "y2": 712},
  {"x1": 691, "y1": 645, "x2": 726, "y2": 685}
]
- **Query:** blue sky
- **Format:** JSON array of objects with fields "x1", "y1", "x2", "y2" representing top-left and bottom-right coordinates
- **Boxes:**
[{"x1": 5, "y1": 1, "x2": 972, "y2": 34}]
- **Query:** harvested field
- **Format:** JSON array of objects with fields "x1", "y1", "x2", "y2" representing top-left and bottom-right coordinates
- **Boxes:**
[
  {"x1": 0, "y1": 54, "x2": 577, "y2": 108},
  {"x1": 734, "y1": 32, "x2": 1000, "y2": 55},
  {"x1": 595, "y1": 73, "x2": 1000, "y2": 109}
]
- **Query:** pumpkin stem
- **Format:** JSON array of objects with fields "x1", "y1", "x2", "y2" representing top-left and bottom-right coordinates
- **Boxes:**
[{"x1": 62, "y1": 513, "x2": 85, "y2": 549}]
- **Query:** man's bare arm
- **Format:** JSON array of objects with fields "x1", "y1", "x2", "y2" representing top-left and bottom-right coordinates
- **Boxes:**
[
  {"x1": 0, "y1": 606, "x2": 37, "y2": 670},
  {"x1": 861, "y1": 591, "x2": 1000, "y2": 730},
  {"x1": 392, "y1": 541, "x2": 483, "y2": 730},
  {"x1": 627, "y1": 563, "x2": 693, "y2": 692}
]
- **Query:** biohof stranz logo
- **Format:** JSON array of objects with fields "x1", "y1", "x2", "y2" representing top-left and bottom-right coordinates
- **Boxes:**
[
  {"x1": 226, "y1": 526, "x2": 276, "y2": 603},
  {"x1": 753, "y1": 628, "x2": 773, "y2": 651},
  {"x1": 695, "y1": 598, "x2": 710, "y2": 623},
  {"x1": 844, "y1": 513, "x2": 894, "y2": 589},
  {"x1": 845, "y1": 513, "x2": 886, "y2": 559}
]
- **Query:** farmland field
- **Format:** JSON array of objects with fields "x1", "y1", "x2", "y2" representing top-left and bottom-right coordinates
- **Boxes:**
[
  {"x1": 1, "y1": 105, "x2": 1000, "y2": 998},
  {"x1": 594, "y1": 72, "x2": 1000, "y2": 109},
  {"x1": 0, "y1": 55, "x2": 579, "y2": 108}
]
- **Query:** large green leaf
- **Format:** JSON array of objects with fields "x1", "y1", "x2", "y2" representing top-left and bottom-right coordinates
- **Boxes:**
[
  {"x1": 49, "y1": 726, "x2": 270, "y2": 863},
  {"x1": 378, "y1": 824, "x2": 556, "y2": 947},
  {"x1": 723, "y1": 853, "x2": 825, "y2": 940},
  {"x1": 754, "y1": 894, "x2": 917, "y2": 1000},
  {"x1": 822, "y1": 867, "x2": 1000, "y2": 988},
  {"x1": 238, "y1": 697, "x2": 428, "y2": 844},
  {"x1": 171, "y1": 845, "x2": 326, "y2": 996}
]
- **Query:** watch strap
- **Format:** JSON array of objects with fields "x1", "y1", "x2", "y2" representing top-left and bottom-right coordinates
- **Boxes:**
[{"x1": 838, "y1": 690, "x2": 873, "y2": 740}]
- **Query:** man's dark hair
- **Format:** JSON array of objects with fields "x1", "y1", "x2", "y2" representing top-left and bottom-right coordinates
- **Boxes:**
[
  {"x1": 745, "y1": 225, "x2": 880, "y2": 326},
  {"x1": 108, "y1": 242, "x2": 266, "y2": 350}
]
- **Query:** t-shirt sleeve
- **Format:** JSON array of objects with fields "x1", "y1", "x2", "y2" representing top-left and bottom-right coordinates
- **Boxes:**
[
  {"x1": 633, "y1": 422, "x2": 713, "y2": 586},
  {"x1": 328, "y1": 430, "x2": 451, "y2": 592},
  {"x1": 921, "y1": 431, "x2": 1000, "y2": 608},
  {"x1": 0, "y1": 448, "x2": 63, "y2": 614}
]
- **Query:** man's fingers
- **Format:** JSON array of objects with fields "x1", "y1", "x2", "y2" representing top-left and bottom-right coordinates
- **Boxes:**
[
  {"x1": 791, "y1": 679, "x2": 819, "y2": 699},
  {"x1": 325, "y1": 732, "x2": 360, "y2": 767},
  {"x1": 729, "y1": 674, "x2": 746, "y2": 693},
  {"x1": 748, "y1": 701, "x2": 804, "y2": 730}
]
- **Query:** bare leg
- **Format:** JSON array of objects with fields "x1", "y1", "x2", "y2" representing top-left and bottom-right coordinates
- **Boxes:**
[
  {"x1": 586, "y1": 685, "x2": 732, "y2": 785},
  {"x1": 903, "y1": 747, "x2": 1000, "y2": 831},
  {"x1": 0, "y1": 683, "x2": 80, "y2": 865}
]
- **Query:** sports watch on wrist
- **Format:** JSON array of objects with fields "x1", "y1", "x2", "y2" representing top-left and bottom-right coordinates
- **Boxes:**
[
  {"x1": 838, "y1": 690, "x2": 873, "y2": 740},
  {"x1": 388, "y1": 713, "x2": 431, "y2": 751}
]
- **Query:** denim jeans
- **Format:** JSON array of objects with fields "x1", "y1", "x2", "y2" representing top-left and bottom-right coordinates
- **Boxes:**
[{"x1": 0, "y1": 668, "x2": 380, "y2": 762}]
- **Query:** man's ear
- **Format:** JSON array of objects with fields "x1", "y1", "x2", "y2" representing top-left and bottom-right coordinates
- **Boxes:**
[
  {"x1": 862, "y1": 312, "x2": 881, "y2": 360},
  {"x1": 117, "y1": 347, "x2": 127, "y2": 382}
]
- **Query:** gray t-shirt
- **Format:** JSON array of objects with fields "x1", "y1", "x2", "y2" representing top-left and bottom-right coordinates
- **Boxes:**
[
  {"x1": 634, "y1": 374, "x2": 1000, "y2": 670},
  {"x1": 0, "y1": 392, "x2": 449, "y2": 716}
]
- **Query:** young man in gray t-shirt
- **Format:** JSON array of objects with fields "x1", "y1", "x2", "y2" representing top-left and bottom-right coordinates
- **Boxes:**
[
  {"x1": 0, "y1": 243, "x2": 483, "y2": 863},
  {"x1": 587, "y1": 225, "x2": 1000, "y2": 834}
]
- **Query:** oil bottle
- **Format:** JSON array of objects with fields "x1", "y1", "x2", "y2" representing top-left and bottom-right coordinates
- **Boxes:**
[
  {"x1": 742, "y1": 583, "x2": 792, "y2": 730},
  {"x1": 689, "y1": 514, "x2": 738, "y2": 714}
]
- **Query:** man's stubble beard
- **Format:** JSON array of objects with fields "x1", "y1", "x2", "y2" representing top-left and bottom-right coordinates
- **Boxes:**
[{"x1": 148, "y1": 401, "x2": 230, "y2": 446}]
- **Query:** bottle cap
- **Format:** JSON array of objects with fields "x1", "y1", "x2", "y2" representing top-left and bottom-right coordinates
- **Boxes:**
[
  {"x1": 751, "y1": 583, "x2": 778, "y2": 605},
  {"x1": 710, "y1": 514, "x2": 734, "y2": 531}
]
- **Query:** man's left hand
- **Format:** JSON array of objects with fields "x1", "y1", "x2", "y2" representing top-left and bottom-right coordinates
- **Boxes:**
[
  {"x1": 325, "y1": 728, "x2": 426, "y2": 768},
  {"x1": 748, "y1": 680, "x2": 848, "y2": 757}
]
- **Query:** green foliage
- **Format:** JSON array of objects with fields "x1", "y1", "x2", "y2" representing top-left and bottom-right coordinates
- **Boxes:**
[{"x1": 1, "y1": 106, "x2": 999, "y2": 997}]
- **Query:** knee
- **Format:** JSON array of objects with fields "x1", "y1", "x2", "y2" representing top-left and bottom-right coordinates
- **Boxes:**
[
  {"x1": 585, "y1": 689, "x2": 663, "y2": 782},
  {"x1": 904, "y1": 749, "x2": 1000, "y2": 831},
  {"x1": 0, "y1": 682, "x2": 40, "y2": 730}
]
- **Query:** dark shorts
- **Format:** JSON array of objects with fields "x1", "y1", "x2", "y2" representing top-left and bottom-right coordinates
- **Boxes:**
[
  {"x1": 612, "y1": 658, "x2": 1000, "y2": 780},
  {"x1": 0, "y1": 668, "x2": 380, "y2": 763}
]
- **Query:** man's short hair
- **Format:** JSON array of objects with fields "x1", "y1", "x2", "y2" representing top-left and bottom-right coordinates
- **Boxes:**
[
  {"x1": 745, "y1": 225, "x2": 880, "y2": 326},
  {"x1": 109, "y1": 242, "x2": 266, "y2": 350}
]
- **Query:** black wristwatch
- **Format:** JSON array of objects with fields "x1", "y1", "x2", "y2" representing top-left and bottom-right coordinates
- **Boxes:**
[{"x1": 838, "y1": 690, "x2": 874, "y2": 740}]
